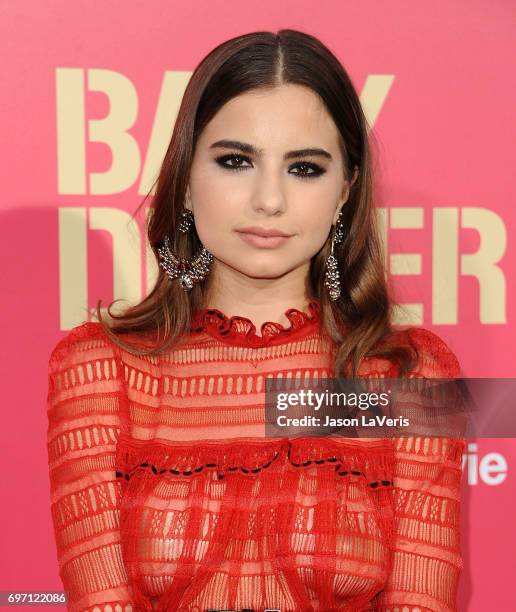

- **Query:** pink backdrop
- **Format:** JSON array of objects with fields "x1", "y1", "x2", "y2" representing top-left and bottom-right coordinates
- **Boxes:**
[{"x1": 1, "y1": 1, "x2": 514, "y2": 610}]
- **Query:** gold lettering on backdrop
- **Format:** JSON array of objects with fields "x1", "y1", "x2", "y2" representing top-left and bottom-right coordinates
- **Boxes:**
[
  {"x1": 431, "y1": 207, "x2": 507, "y2": 325},
  {"x1": 359, "y1": 74, "x2": 395, "y2": 129},
  {"x1": 59, "y1": 207, "x2": 87, "y2": 328},
  {"x1": 56, "y1": 69, "x2": 86, "y2": 194},
  {"x1": 87, "y1": 69, "x2": 140, "y2": 194},
  {"x1": 56, "y1": 68, "x2": 190, "y2": 196},
  {"x1": 89, "y1": 207, "x2": 142, "y2": 305},
  {"x1": 388, "y1": 207, "x2": 506, "y2": 326},
  {"x1": 139, "y1": 72, "x2": 191, "y2": 195},
  {"x1": 58, "y1": 207, "x2": 141, "y2": 329},
  {"x1": 389, "y1": 208, "x2": 425, "y2": 325},
  {"x1": 460, "y1": 207, "x2": 507, "y2": 324},
  {"x1": 433, "y1": 207, "x2": 459, "y2": 325}
]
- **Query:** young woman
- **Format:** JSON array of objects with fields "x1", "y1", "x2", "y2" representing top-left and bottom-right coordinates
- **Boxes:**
[{"x1": 46, "y1": 30, "x2": 465, "y2": 612}]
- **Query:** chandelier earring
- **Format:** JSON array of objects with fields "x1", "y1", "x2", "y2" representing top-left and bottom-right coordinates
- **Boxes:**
[
  {"x1": 324, "y1": 208, "x2": 344, "y2": 302},
  {"x1": 157, "y1": 208, "x2": 213, "y2": 292}
]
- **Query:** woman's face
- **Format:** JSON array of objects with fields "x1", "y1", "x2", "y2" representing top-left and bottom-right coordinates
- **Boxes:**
[{"x1": 187, "y1": 84, "x2": 354, "y2": 288}]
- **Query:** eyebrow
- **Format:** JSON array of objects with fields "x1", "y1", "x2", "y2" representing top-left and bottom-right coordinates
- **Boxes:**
[{"x1": 209, "y1": 139, "x2": 333, "y2": 161}]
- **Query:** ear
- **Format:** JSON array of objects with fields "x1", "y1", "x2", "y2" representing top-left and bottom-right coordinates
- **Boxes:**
[
  {"x1": 350, "y1": 165, "x2": 359, "y2": 188},
  {"x1": 333, "y1": 165, "x2": 359, "y2": 223},
  {"x1": 184, "y1": 186, "x2": 193, "y2": 212},
  {"x1": 341, "y1": 165, "x2": 359, "y2": 201},
  {"x1": 332, "y1": 202, "x2": 345, "y2": 225}
]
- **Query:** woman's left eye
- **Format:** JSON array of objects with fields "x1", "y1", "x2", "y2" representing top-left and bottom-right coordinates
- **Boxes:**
[{"x1": 290, "y1": 162, "x2": 326, "y2": 179}]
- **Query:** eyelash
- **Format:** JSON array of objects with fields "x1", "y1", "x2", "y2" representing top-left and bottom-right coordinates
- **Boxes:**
[{"x1": 215, "y1": 154, "x2": 326, "y2": 180}]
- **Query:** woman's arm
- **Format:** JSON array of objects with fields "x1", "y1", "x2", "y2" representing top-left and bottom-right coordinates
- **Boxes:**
[
  {"x1": 46, "y1": 323, "x2": 133, "y2": 612},
  {"x1": 375, "y1": 328, "x2": 466, "y2": 612}
]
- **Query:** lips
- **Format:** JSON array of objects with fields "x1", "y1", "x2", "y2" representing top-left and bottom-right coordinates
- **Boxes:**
[
  {"x1": 236, "y1": 227, "x2": 291, "y2": 238},
  {"x1": 236, "y1": 230, "x2": 292, "y2": 249}
]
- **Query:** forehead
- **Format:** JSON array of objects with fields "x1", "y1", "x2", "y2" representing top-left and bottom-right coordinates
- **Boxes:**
[{"x1": 199, "y1": 84, "x2": 342, "y2": 152}]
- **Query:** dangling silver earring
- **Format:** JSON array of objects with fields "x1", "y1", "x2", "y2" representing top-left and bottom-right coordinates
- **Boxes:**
[
  {"x1": 178, "y1": 209, "x2": 194, "y2": 233},
  {"x1": 324, "y1": 209, "x2": 344, "y2": 301},
  {"x1": 157, "y1": 209, "x2": 213, "y2": 292}
]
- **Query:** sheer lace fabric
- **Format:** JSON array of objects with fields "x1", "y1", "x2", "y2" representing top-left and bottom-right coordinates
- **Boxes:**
[{"x1": 46, "y1": 302, "x2": 465, "y2": 611}]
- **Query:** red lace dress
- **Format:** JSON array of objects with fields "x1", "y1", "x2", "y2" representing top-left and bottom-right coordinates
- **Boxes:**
[{"x1": 46, "y1": 300, "x2": 465, "y2": 612}]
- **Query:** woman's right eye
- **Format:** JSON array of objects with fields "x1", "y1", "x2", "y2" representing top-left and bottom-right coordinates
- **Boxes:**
[{"x1": 215, "y1": 154, "x2": 252, "y2": 171}]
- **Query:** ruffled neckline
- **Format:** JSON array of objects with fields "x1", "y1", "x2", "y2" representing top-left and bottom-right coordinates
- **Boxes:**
[{"x1": 190, "y1": 299, "x2": 321, "y2": 348}]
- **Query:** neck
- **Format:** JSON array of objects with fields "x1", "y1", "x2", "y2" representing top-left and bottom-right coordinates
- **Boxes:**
[{"x1": 202, "y1": 260, "x2": 314, "y2": 330}]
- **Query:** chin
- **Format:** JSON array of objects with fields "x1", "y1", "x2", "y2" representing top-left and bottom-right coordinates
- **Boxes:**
[
  {"x1": 216, "y1": 255, "x2": 294, "y2": 280},
  {"x1": 235, "y1": 263, "x2": 293, "y2": 279}
]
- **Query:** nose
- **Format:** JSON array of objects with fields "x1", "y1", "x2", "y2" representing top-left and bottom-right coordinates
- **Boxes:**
[
  {"x1": 251, "y1": 194, "x2": 286, "y2": 217},
  {"x1": 250, "y1": 170, "x2": 287, "y2": 217}
]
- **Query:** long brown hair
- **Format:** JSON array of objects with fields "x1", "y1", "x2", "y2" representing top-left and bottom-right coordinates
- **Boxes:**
[{"x1": 95, "y1": 29, "x2": 418, "y2": 377}]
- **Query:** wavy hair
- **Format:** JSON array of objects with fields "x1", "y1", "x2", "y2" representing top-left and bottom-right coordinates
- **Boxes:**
[{"x1": 95, "y1": 29, "x2": 418, "y2": 377}]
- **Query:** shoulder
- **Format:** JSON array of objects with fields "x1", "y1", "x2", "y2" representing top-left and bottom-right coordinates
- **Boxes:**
[
  {"x1": 47, "y1": 321, "x2": 116, "y2": 375},
  {"x1": 392, "y1": 325, "x2": 462, "y2": 378}
]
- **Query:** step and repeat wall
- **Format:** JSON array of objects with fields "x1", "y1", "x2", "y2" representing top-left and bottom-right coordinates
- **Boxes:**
[{"x1": 1, "y1": 2, "x2": 513, "y2": 610}]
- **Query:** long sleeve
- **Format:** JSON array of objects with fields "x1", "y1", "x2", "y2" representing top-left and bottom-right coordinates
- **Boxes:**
[
  {"x1": 46, "y1": 323, "x2": 134, "y2": 612},
  {"x1": 375, "y1": 327, "x2": 466, "y2": 612}
]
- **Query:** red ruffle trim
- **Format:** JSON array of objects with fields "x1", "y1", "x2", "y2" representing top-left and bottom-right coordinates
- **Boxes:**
[
  {"x1": 115, "y1": 435, "x2": 396, "y2": 486},
  {"x1": 190, "y1": 299, "x2": 321, "y2": 347}
]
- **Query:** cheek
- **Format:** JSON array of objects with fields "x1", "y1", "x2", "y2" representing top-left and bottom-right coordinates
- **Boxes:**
[
  {"x1": 298, "y1": 211, "x2": 333, "y2": 248},
  {"x1": 192, "y1": 200, "x2": 237, "y2": 254}
]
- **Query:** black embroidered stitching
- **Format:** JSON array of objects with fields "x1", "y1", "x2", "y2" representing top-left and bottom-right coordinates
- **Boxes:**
[
  {"x1": 286, "y1": 445, "x2": 392, "y2": 487},
  {"x1": 116, "y1": 451, "x2": 282, "y2": 481},
  {"x1": 115, "y1": 448, "x2": 392, "y2": 487}
]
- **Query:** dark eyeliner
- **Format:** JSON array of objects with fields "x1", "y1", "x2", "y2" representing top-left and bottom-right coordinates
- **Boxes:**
[
  {"x1": 214, "y1": 153, "x2": 251, "y2": 172},
  {"x1": 291, "y1": 161, "x2": 326, "y2": 179},
  {"x1": 214, "y1": 153, "x2": 326, "y2": 179}
]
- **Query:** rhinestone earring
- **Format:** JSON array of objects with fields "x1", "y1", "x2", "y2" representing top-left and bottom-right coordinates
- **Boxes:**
[
  {"x1": 157, "y1": 209, "x2": 213, "y2": 292},
  {"x1": 178, "y1": 209, "x2": 194, "y2": 233},
  {"x1": 324, "y1": 209, "x2": 344, "y2": 301}
]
